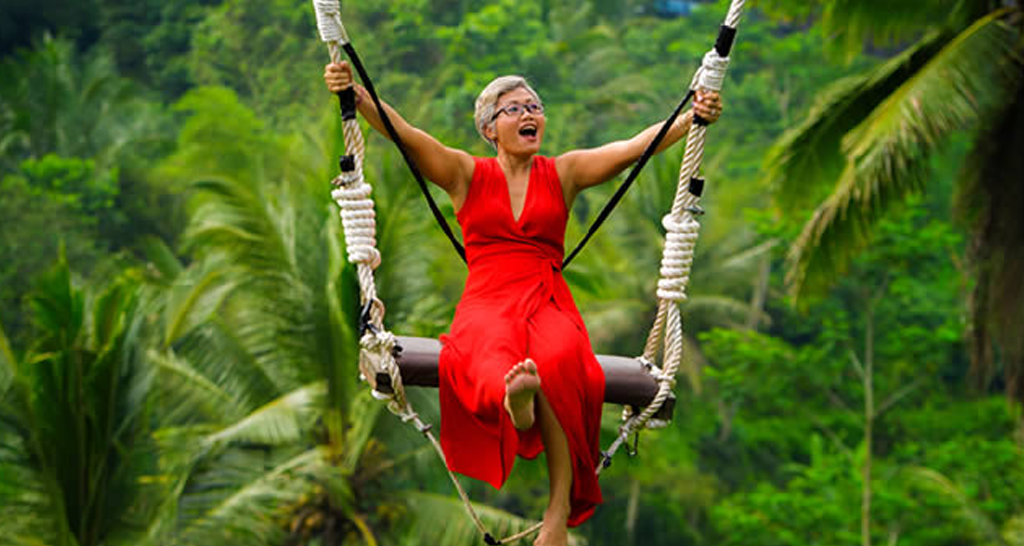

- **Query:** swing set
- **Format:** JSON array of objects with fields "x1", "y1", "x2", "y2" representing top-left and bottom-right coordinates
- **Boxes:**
[{"x1": 312, "y1": 0, "x2": 746, "y2": 542}]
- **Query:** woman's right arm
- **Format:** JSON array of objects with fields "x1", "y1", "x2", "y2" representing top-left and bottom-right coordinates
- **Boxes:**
[{"x1": 324, "y1": 62, "x2": 473, "y2": 199}]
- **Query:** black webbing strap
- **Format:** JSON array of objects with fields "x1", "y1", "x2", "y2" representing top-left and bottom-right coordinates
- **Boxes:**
[
  {"x1": 563, "y1": 22, "x2": 737, "y2": 268},
  {"x1": 340, "y1": 43, "x2": 467, "y2": 262},
  {"x1": 561, "y1": 89, "x2": 695, "y2": 269}
]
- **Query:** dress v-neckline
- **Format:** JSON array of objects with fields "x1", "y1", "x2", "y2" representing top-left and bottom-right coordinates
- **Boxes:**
[{"x1": 497, "y1": 157, "x2": 534, "y2": 226}]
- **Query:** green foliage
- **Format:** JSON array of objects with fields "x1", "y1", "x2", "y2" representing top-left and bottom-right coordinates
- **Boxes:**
[
  {"x1": 3, "y1": 2, "x2": 1024, "y2": 546},
  {"x1": 98, "y1": 0, "x2": 218, "y2": 97},
  {"x1": 0, "y1": 158, "x2": 114, "y2": 344},
  {"x1": 0, "y1": 35, "x2": 174, "y2": 343},
  {"x1": 762, "y1": 0, "x2": 1024, "y2": 399},
  {"x1": 0, "y1": 256, "x2": 165, "y2": 546},
  {"x1": 186, "y1": 0, "x2": 324, "y2": 125}
]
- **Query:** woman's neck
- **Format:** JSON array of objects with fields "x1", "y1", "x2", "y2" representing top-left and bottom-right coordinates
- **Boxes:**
[{"x1": 496, "y1": 150, "x2": 534, "y2": 178}]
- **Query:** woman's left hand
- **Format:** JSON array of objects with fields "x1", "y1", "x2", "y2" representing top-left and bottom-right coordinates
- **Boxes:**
[{"x1": 694, "y1": 90, "x2": 723, "y2": 124}]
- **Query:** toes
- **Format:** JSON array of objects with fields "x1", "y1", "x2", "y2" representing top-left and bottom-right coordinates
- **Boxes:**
[{"x1": 506, "y1": 361, "x2": 524, "y2": 383}]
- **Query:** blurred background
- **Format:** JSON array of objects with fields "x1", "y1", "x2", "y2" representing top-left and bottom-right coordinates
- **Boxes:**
[{"x1": 1, "y1": 0, "x2": 1022, "y2": 545}]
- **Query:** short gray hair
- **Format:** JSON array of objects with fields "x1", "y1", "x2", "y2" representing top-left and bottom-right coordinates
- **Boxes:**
[{"x1": 474, "y1": 76, "x2": 542, "y2": 149}]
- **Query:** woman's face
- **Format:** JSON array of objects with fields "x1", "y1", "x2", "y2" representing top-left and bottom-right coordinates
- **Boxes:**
[{"x1": 486, "y1": 88, "x2": 545, "y2": 156}]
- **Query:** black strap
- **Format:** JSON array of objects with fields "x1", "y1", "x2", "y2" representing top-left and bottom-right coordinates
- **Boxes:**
[
  {"x1": 340, "y1": 43, "x2": 467, "y2": 262},
  {"x1": 338, "y1": 41, "x2": 699, "y2": 268},
  {"x1": 562, "y1": 89, "x2": 695, "y2": 269}
]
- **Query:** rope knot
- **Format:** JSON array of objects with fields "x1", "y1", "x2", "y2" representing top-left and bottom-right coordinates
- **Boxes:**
[
  {"x1": 312, "y1": 0, "x2": 349, "y2": 44},
  {"x1": 331, "y1": 181, "x2": 382, "y2": 269},
  {"x1": 692, "y1": 48, "x2": 730, "y2": 92},
  {"x1": 657, "y1": 213, "x2": 701, "y2": 301}
]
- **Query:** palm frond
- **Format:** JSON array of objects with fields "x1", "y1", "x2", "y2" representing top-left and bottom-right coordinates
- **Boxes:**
[
  {"x1": 786, "y1": 12, "x2": 1020, "y2": 301},
  {"x1": 403, "y1": 491, "x2": 587, "y2": 546},
  {"x1": 766, "y1": 30, "x2": 949, "y2": 209},
  {"x1": 150, "y1": 349, "x2": 248, "y2": 425},
  {"x1": 759, "y1": 0, "x2": 976, "y2": 59},
  {"x1": 0, "y1": 370, "x2": 64, "y2": 546},
  {"x1": 0, "y1": 320, "x2": 13, "y2": 393},
  {"x1": 338, "y1": 389, "x2": 385, "y2": 473},
  {"x1": 2, "y1": 258, "x2": 164, "y2": 546},
  {"x1": 168, "y1": 319, "x2": 283, "y2": 422},
  {"x1": 163, "y1": 262, "x2": 239, "y2": 347},
  {"x1": 174, "y1": 449, "x2": 325, "y2": 546},
  {"x1": 906, "y1": 466, "x2": 1008, "y2": 546},
  {"x1": 822, "y1": 0, "x2": 976, "y2": 59},
  {"x1": 204, "y1": 383, "x2": 325, "y2": 447}
]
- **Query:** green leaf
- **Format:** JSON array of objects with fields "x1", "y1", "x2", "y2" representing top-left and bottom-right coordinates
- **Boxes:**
[
  {"x1": 163, "y1": 265, "x2": 237, "y2": 347},
  {"x1": 784, "y1": 11, "x2": 1020, "y2": 301},
  {"x1": 766, "y1": 30, "x2": 949, "y2": 210},
  {"x1": 0, "y1": 320, "x2": 13, "y2": 393},
  {"x1": 204, "y1": 383, "x2": 325, "y2": 447}
]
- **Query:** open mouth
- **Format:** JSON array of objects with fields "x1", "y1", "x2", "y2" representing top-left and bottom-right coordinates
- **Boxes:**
[{"x1": 519, "y1": 126, "x2": 538, "y2": 138}]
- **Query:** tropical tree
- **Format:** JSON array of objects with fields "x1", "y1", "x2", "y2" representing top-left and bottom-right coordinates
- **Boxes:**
[
  {"x1": 0, "y1": 254, "x2": 166, "y2": 546},
  {"x1": 0, "y1": 35, "x2": 172, "y2": 343},
  {"x1": 762, "y1": 0, "x2": 1024, "y2": 399}
]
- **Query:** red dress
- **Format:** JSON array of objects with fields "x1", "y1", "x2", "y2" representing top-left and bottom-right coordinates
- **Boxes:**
[{"x1": 439, "y1": 155, "x2": 605, "y2": 527}]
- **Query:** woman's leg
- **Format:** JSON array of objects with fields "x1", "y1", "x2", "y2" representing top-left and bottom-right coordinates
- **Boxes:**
[{"x1": 534, "y1": 392, "x2": 571, "y2": 546}]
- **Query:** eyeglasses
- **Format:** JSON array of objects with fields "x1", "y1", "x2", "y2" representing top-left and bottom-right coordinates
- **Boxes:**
[{"x1": 492, "y1": 102, "x2": 544, "y2": 121}]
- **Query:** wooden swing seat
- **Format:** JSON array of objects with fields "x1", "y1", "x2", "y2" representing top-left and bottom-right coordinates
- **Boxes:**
[{"x1": 392, "y1": 336, "x2": 676, "y2": 421}]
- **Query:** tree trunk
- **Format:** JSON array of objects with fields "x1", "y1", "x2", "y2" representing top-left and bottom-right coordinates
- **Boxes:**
[
  {"x1": 745, "y1": 254, "x2": 771, "y2": 332},
  {"x1": 625, "y1": 478, "x2": 641, "y2": 546},
  {"x1": 861, "y1": 294, "x2": 877, "y2": 546}
]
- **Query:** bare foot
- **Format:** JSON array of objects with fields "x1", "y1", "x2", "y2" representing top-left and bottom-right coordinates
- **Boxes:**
[
  {"x1": 504, "y1": 359, "x2": 540, "y2": 430},
  {"x1": 533, "y1": 512, "x2": 569, "y2": 546}
]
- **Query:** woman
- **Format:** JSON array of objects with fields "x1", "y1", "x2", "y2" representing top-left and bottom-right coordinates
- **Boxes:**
[{"x1": 325, "y1": 63, "x2": 721, "y2": 546}]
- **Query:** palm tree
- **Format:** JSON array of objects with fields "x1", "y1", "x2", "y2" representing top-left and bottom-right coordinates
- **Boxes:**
[
  {"x1": 0, "y1": 35, "x2": 161, "y2": 177},
  {"x1": 764, "y1": 0, "x2": 1023, "y2": 399},
  {"x1": 0, "y1": 254, "x2": 166, "y2": 546},
  {"x1": 0, "y1": 35, "x2": 169, "y2": 344}
]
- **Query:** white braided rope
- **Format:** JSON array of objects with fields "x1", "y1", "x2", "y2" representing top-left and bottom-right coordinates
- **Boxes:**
[
  {"x1": 327, "y1": 103, "x2": 410, "y2": 413},
  {"x1": 312, "y1": 0, "x2": 349, "y2": 46},
  {"x1": 725, "y1": 0, "x2": 746, "y2": 28},
  {"x1": 314, "y1": 5, "x2": 542, "y2": 545},
  {"x1": 599, "y1": 0, "x2": 746, "y2": 470},
  {"x1": 692, "y1": 49, "x2": 731, "y2": 93},
  {"x1": 331, "y1": 125, "x2": 380, "y2": 271}
]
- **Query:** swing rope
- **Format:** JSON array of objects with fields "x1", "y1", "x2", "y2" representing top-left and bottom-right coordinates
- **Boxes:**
[
  {"x1": 313, "y1": 0, "x2": 746, "y2": 541},
  {"x1": 599, "y1": 3, "x2": 743, "y2": 470}
]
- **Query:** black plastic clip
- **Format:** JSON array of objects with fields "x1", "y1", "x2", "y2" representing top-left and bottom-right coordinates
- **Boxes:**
[
  {"x1": 339, "y1": 154, "x2": 356, "y2": 173},
  {"x1": 359, "y1": 301, "x2": 378, "y2": 337},
  {"x1": 484, "y1": 533, "x2": 500, "y2": 545},
  {"x1": 600, "y1": 450, "x2": 613, "y2": 469},
  {"x1": 374, "y1": 373, "x2": 394, "y2": 395},
  {"x1": 337, "y1": 87, "x2": 357, "y2": 121},
  {"x1": 715, "y1": 24, "x2": 738, "y2": 57},
  {"x1": 689, "y1": 177, "x2": 705, "y2": 197}
]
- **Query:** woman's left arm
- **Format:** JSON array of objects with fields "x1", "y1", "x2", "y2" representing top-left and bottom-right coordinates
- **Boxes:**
[{"x1": 556, "y1": 91, "x2": 721, "y2": 204}]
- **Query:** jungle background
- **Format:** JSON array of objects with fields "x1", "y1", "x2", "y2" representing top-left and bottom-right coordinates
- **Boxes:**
[{"x1": 1, "y1": 0, "x2": 1022, "y2": 545}]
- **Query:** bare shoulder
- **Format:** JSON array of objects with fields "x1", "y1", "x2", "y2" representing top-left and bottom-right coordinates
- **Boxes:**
[
  {"x1": 444, "y1": 147, "x2": 477, "y2": 211},
  {"x1": 554, "y1": 150, "x2": 584, "y2": 189}
]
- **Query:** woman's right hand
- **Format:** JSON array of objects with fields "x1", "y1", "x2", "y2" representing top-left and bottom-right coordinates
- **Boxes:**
[{"x1": 324, "y1": 61, "x2": 353, "y2": 93}]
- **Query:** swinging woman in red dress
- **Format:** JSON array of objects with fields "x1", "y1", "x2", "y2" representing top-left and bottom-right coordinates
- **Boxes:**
[{"x1": 325, "y1": 63, "x2": 721, "y2": 546}]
